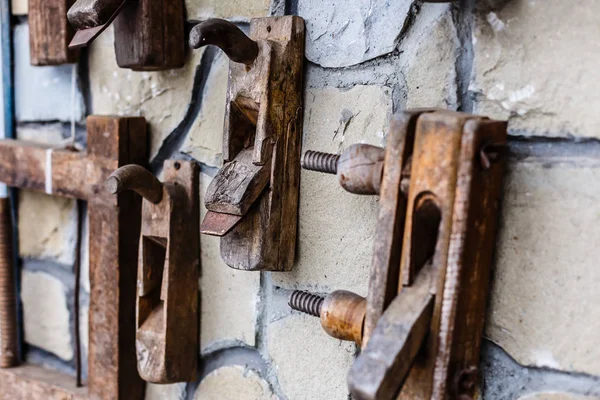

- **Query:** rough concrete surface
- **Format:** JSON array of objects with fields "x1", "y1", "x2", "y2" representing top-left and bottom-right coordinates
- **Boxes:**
[
  {"x1": 18, "y1": 190, "x2": 78, "y2": 267},
  {"x1": 194, "y1": 366, "x2": 275, "y2": 400},
  {"x1": 297, "y1": 0, "x2": 413, "y2": 68},
  {"x1": 200, "y1": 173, "x2": 260, "y2": 350},
  {"x1": 487, "y1": 147, "x2": 600, "y2": 376},
  {"x1": 21, "y1": 270, "x2": 73, "y2": 361},
  {"x1": 88, "y1": 26, "x2": 203, "y2": 159},
  {"x1": 471, "y1": 0, "x2": 600, "y2": 138},
  {"x1": 271, "y1": 85, "x2": 390, "y2": 294}
]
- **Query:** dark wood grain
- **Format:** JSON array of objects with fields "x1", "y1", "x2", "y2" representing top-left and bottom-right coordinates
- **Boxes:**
[
  {"x1": 29, "y1": 0, "x2": 78, "y2": 65},
  {"x1": 214, "y1": 17, "x2": 305, "y2": 272},
  {"x1": 204, "y1": 148, "x2": 270, "y2": 216},
  {"x1": 113, "y1": 0, "x2": 185, "y2": 70}
]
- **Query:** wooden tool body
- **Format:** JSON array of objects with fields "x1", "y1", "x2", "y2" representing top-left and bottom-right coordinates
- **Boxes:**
[
  {"x1": 299, "y1": 110, "x2": 507, "y2": 399},
  {"x1": 195, "y1": 17, "x2": 305, "y2": 271},
  {"x1": 106, "y1": 161, "x2": 199, "y2": 383},
  {"x1": 67, "y1": 0, "x2": 184, "y2": 70}
]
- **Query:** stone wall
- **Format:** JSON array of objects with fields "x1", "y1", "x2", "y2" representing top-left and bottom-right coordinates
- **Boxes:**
[{"x1": 8, "y1": 0, "x2": 600, "y2": 399}]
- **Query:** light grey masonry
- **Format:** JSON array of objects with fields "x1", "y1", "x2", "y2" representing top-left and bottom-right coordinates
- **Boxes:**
[{"x1": 9, "y1": 0, "x2": 600, "y2": 399}]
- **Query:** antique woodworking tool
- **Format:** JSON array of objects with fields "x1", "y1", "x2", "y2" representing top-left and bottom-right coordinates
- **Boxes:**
[
  {"x1": 0, "y1": 116, "x2": 147, "y2": 400},
  {"x1": 292, "y1": 110, "x2": 507, "y2": 400},
  {"x1": 29, "y1": 0, "x2": 78, "y2": 65},
  {"x1": 106, "y1": 160, "x2": 199, "y2": 384},
  {"x1": 193, "y1": 17, "x2": 305, "y2": 272},
  {"x1": 0, "y1": 197, "x2": 18, "y2": 368},
  {"x1": 67, "y1": 0, "x2": 184, "y2": 70}
]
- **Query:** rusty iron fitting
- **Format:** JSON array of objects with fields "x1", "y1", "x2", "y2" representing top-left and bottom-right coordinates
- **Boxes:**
[
  {"x1": 0, "y1": 197, "x2": 18, "y2": 368},
  {"x1": 289, "y1": 290, "x2": 366, "y2": 346}
]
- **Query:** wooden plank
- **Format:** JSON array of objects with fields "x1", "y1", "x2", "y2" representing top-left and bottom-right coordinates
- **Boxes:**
[
  {"x1": 87, "y1": 116, "x2": 146, "y2": 400},
  {"x1": 0, "y1": 365, "x2": 87, "y2": 400},
  {"x1": 348, "y1": 266, "x2": 434, "y2": 400},
  {"x1": 113, "y1": 0, "x2": 184, "y2": 70},
  {"x1": 29, "y1": 0, "x2": 78, "y2": 65},
  {"x1": 363, "y1": 111, "x2": 426, "y2": 345}
]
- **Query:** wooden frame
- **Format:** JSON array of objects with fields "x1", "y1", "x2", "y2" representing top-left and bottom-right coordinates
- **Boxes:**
[{"x1": 0, "y1": 116, "x2": 147, "y2": 400}]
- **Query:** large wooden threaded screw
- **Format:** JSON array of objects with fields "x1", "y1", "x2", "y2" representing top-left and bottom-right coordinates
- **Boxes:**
[
  {"x1": 289, "y1": 290, "x2": 366, "y2": 347},
  {"x1": 0, "y1": 197, "x2": 18, "y2": 368}
]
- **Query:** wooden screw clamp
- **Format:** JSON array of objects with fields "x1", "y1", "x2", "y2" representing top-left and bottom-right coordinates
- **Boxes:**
[
  {"x1": 193, "y1": 17, "x2": 305, "y2": 272},
  {"x1": 106, "y1": 160, "x2": 199, "y2": 384},
  {"x1": 67, "y1": 0, "x2": 185, "y2": 70},
  {"x1": 295, "y1": 110, "x2": 507, "y2": 400}
]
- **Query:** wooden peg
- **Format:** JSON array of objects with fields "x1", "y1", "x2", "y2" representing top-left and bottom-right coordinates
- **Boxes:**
[
  {"x1": 29, "y1": 0, "x2": 79, "y2": 65},
  {"x1": 195, "y1": 17, "x2": 305, "y2": 272},
  {"x1": 67, "y1": 0, "x2": 185, "y2": 70},
  {"x1": 106, "y1": 160, "x2": 199, "y2": 383}
]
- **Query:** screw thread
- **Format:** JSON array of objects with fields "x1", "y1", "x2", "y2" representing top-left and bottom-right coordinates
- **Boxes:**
[
  {"x1": 0, "y1": 198, "x2": 18, "y2": 368},
  {"x1": 301, "y1": 151, "x2": 340, "y2": 174},
  {"x1": 289, "y1": 290, "x2": 324, "y2": 317}
]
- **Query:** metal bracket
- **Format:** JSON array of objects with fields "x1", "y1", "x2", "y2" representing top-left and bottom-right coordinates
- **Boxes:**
[
  {"x1": 194, "y1": 17, "x2": 305, "y2": 272},
  {"x1": 294, "y1": 110, "x2": 507, "y2": 399},
  {"x1": 67, "y1": 0, "x2": 185, "y2": 70},
  {"x1": 106, "y1": 160, "x2": 199, "y2": 384}
]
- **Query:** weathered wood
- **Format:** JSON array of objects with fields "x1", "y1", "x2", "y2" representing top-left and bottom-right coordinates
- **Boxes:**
[
  {"x1": 204, "y1": 148, "x2": 270, "y2": 216},
  {"x1": 107, "y1": 160, "x2": 199, "y2": 383},
  {"x1": 394, "y1": 112, "x2": 506, "y2": 399},
  {"x1": 198, "y1": 16, "x2": 305, "y2": 271},
  {"x1": 67, "y1": 0, "x2": 184, "y2": 70},
  {"x1": 29, "y1": 0, "x2": 78, "y2": 65},
  {"x1": 68, "y1": 0, "x2": 124, "y2": 28},
  {"x1": 0, "y1": 365, "x2": 87, "y2": 400},
  {"x1": 348, "y1": 266, "x2": 434, "y2": 400},
  {"x1": 0, "y1": 115, "x2": 147, "y2": 400},
  {"x1": 336, "y1": 144, "x2": 385, "y2": 195},
  {"x1": 363, "y1": 111, "x2": 430, "y2": 345},
  {"x1": 113, "y1": 0, "x2": 185, "y2": 71}
]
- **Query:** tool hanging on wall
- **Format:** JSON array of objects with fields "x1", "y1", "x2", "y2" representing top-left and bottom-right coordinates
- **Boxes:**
[
  {"x1": 193, "y1": 17, "x2": 305, "y2": 272},
  {"x1": 0, "y1": 196, "x2": 18, "y2": 368},
  {"x1": 0, "y1": 116, "x2": 147, "y2": 400},
  {"x1": 291, "y1": 110, "x2": 507, "y2": 400},
  {"x1": 67, "y1": 0, "x2": 184, "y2": 70},
  {"x1": 106, "y1": 160, "x2": 199, "y2": 384},
  {"x1": 28, "y1": 0, "x2": 78, "y2": 65}
]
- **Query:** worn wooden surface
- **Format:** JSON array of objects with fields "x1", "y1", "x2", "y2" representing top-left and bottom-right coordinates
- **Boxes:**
[
  {"x1": 0, "y1": 364, "x2": 87, "y2": 400},
  {"x1": 336, "y1": 144, "x2": 385, "y2": 195},
  {"x1": 29, "y1": 0, "x2": 78, "y2": 65},
  {"x1": 395, "y1": 112, "x2": 506, "y2": 399},
  {"x1": 362, "y1": 111, "x2": 429, "y2": 345},
  {"x1": 68, "y1": 0, "x2": 124, "y2": 28},
  {"x1": 214, "y1": 16, "x2": 305, "y2": 271},
  {"x1": 113, "y1": 0, "x2": 184, "y2": 70},
  {"x1": 67, "y1": 0, "x2": 184, "y2": 70},
  {"x1": 349, "y1": 266, "x2": 434, "y2": 400},
  {"x1": 123, "y1": 160, "x2": 199, "y2": 383},
  {"x1": 320, "y1": 291, "x2": 366, "y2": 347},
  {"x1": 0, "y1": 116, "x2": 147, "y2": 400},
  {"x1": 204, "y1": 148, "x2": 270, "y2": 216}
]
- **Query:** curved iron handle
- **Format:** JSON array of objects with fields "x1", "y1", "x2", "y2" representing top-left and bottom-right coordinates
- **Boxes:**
[
  {"x1": 105, "y1": 165, "x2": 164, "y2": 204},
  {"x1": 189, "y1": 19, "x2": 259, "y2": 65}
]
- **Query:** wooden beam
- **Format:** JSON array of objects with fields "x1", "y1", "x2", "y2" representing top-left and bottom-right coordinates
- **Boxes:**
[{"x1": 29, "y1": 0, "x2": 78, "y2": 65}]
